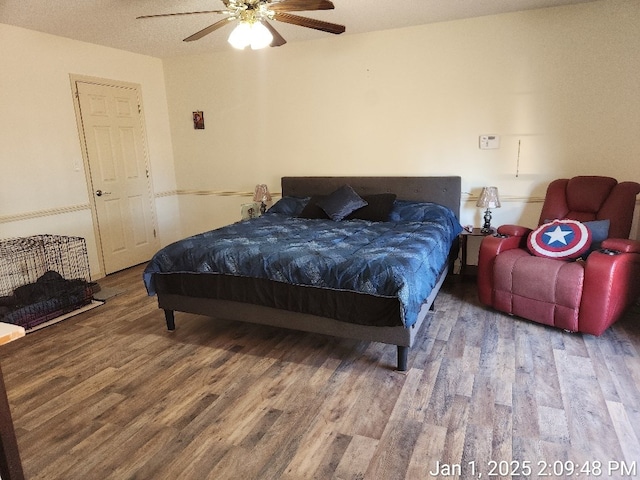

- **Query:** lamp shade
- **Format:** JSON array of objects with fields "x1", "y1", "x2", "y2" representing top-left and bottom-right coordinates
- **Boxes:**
[
  {"x1": 253, "y1": 184, "x2": 271, "y2": 203},
  {"x1": 476, "y1": 187, "x2": 501, "y2": 209}
]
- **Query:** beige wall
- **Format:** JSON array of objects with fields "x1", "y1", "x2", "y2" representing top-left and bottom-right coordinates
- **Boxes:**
[
  {"x1": 163, "y1": 0, "x2": 640, "y2": 239},
  {"x1": 0, "y1": 23, "x2": 179, "y2": 278}
]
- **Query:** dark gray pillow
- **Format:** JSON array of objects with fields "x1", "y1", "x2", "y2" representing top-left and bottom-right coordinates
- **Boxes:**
[
  {"x1": 298, "y1": 195, "x2": 329, "y2": 219},
  {"x1": 267, "y1": 196, "x2": 310, "y2": 217},
  {"x1": 582, "y1": 219, "x2": 610, "y2": 258},
  {"x1": 316, "y1": 185, "x2": 368, "y2": 221},
  {"x1": 584, "y1": 219, "x2": 610, "y2": 244},
  {"x1": 345, "y1": 194, "x2": 397, "y2": 221}
]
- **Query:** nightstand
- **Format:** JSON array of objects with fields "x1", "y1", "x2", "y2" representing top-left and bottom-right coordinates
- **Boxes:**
[{"x1": 459, "y1": 228, "x2": 495, "y2": 278}]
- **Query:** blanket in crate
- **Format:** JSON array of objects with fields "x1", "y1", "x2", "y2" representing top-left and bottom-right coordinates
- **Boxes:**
[{"x1": 0, "y1": 271, "x2": 92, "y2": 330}]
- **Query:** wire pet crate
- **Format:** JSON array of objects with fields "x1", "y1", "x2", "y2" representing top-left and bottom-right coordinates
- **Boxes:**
[{"x1": 0, "y1": 235, "x2": 93, "y2": 330}]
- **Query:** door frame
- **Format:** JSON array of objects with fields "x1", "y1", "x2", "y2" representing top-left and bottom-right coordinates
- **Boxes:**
[{"x1": 69, "y1": 74, "x2": 159, "y2": 276}]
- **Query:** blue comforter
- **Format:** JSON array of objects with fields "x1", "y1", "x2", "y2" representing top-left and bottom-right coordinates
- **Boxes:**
[{"x1": 143, "y1": 199, "x2": 461, "y2": 327}]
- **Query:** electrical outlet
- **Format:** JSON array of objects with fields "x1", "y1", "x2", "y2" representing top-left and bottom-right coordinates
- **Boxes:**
[{"x1": 479, "y1": 135, "x2": 500, "y2": 149}]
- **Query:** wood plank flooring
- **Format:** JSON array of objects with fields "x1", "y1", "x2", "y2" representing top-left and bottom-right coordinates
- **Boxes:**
[{"x1": 1, "y1": 265, "x2": 639, "y2": 479}]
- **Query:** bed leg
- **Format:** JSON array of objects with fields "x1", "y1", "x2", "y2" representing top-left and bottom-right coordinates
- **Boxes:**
[
  {"x1": 164, "y1": 309, "x2": 175, "y2": 331},
  {"x1": 397, "y1": 346, "x2": 408, "y2": 371}
]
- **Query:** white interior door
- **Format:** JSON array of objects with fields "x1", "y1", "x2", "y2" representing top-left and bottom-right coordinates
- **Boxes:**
[{"x1": 74, "y1": 79, "x2": 159, "y2": 274}]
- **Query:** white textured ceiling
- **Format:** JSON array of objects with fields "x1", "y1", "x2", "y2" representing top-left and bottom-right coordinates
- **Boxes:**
[{"x1": 0, "y1": 0, "x2": 598, "y2": 58}]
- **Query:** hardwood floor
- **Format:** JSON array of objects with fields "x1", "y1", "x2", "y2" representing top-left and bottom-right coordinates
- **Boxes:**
[{"x1": 1, "y1": 265, "x2": 639, "y2": 479}]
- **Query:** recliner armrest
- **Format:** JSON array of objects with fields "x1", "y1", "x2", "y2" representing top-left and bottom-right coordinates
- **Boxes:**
[
  {"x1": 601, "y1": 238, "x2": 640, "y2": 254},
  {"x1": 580, "y1": 244, "x2": 640, "y2": 335},
  {"x1": 497, "y1": 224, "x2": 532, "y2": 238}
]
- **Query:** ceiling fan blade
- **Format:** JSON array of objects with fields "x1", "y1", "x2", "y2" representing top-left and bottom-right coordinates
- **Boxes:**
[
  {"x1": 263, "y1": 21, "x2": 287, "y2": 47},
  {"x1": 183, "y1": 18, "x2": 232, "y2": 42},
  {"x1": 273, "y1": 12, "x2": 345, "y2": 34},
  {"x1": 137, "y1": 10, "x2": 226, "y2": 20},
  {"x1": 268, "y1": 0, "x2": 335, "y2": 12}
]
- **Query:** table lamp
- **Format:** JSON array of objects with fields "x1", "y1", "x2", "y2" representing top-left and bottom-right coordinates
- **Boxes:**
[
  {"x1": 253, "y1": 184, "x2": 272, "y2": 214},
  {"x1": 476, "y1": 186, "x2": 501, "y2": 234}
]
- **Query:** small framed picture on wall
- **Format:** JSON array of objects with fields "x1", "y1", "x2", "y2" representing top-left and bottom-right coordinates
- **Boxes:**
[{"x1": 193, "y1": 111, "x2": 205, "y2": 129}]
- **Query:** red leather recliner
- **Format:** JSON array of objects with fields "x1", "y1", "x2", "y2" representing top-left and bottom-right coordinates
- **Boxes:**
[{"x1": 478, "y1": 176, "x2": 640, "y2": 335}]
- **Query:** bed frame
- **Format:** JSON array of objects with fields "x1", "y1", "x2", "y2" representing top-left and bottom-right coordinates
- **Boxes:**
[{"x1": 157, "y1": 176, "x2": 461, "y2": 371}]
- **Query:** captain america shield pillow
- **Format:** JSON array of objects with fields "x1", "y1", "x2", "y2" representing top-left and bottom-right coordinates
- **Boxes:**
[{"x1": 527, "y1": 219, "x2": 592, "y2": 260}]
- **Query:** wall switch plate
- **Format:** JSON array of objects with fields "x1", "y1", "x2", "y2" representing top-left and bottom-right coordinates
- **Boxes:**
[{"x1": 479, "y1": 135, "x2": 500, "y2": 149}]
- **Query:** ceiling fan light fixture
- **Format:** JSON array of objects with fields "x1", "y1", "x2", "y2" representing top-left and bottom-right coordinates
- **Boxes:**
[
  {"x1": 249, "y1": 21, "x2": 273, "y2": 49},
  {"x1": 140, "y1": 1, "x2": 345, "y2": 49},
  {"x1": 227, "y1": 21, "x2": 273, "y2": 50},
  {"x1": 228, "y1": 21, "x2": 252, "y2": 48}
]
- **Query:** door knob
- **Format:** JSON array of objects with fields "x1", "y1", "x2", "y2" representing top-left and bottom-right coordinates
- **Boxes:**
[{"x1": 95, "y1": 189, "x2": 111, "y2": 197}]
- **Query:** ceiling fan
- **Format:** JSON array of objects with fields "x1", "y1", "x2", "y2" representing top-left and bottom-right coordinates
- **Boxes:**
[{"x1": 137, "y1": 0, "x2": 345, "y2": 50}]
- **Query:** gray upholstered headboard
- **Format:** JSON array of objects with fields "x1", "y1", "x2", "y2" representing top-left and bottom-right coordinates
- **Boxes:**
[{"x1": 281, "y1": 176, "x2": 462, "y2": 219}]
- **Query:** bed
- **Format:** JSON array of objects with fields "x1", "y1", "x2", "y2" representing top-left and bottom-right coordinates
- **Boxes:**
[{"x1": 143, "y1": 176, "x2": 462, "y2": 370}]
